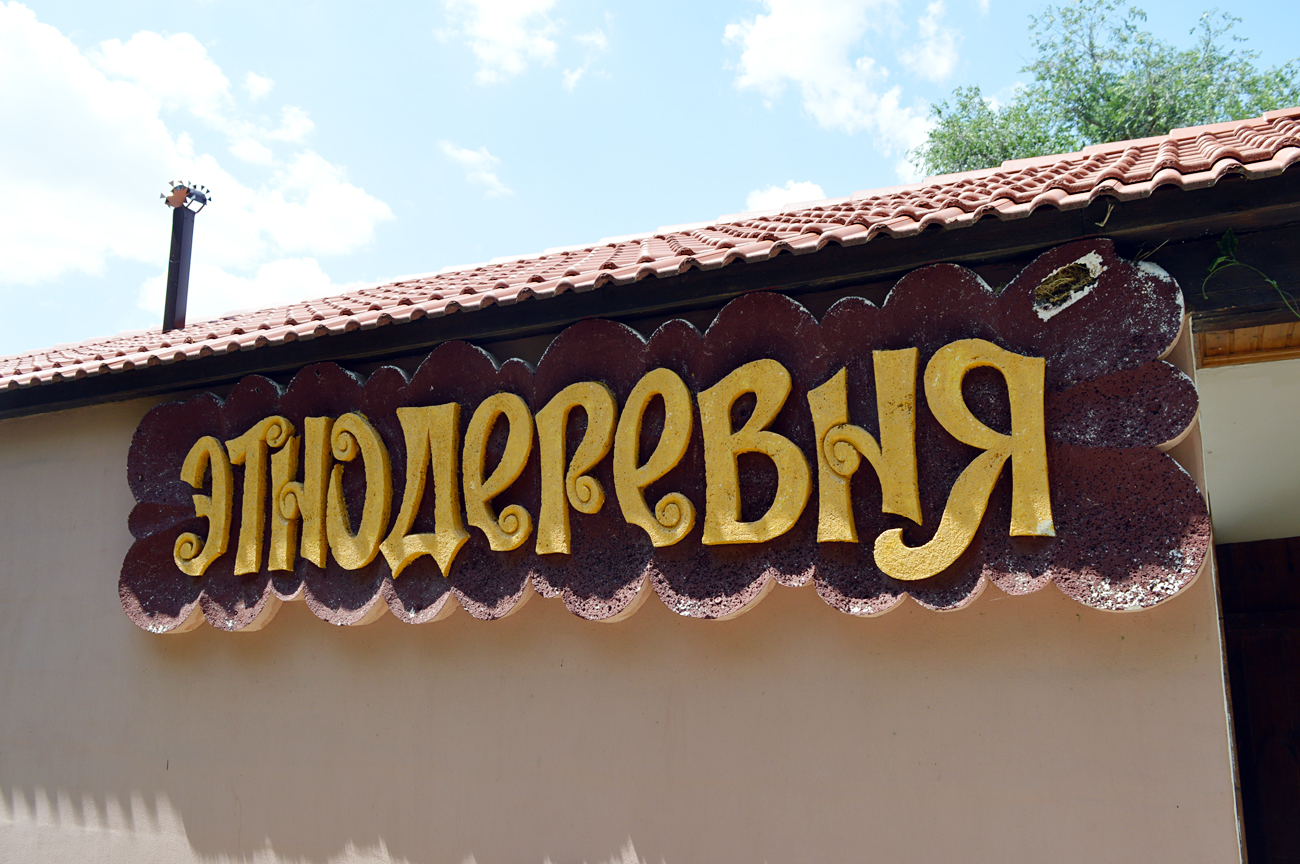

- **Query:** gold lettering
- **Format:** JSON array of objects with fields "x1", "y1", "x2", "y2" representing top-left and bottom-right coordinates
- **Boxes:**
[
  {"x1": 268, "y1": 434, "x2": 299, "y2": 571},
  {"x1": 875, "y1": 339, "x2": 1053, "y2": 580},
  {"x1": 613, "y1": 368, "x2": 696, "y2": 547},
  {"x1": 226, "y1": 416, "x2": 294, "y2": 575},
  {"x1": 326, "y1": 413, "x2": 393, "y2": 570},
  {"x1": 278, "y1": 417, "x2": 334, "y2": 568},
  {"x1": 463, "y1": 393, "x2": 534, "y2": 551},
  {"x1": 173, "y1": 436, "x2": 234, "y2": 576},
  {"x1": 535, "y1": 382, "x2": 618, "y2": 555},
  {"x1": 807, "y1": 353, "x2": 921, "y2": 543},
  {"x1": 380, "y1": 404, "x2": 470, "y2": 577},
  {"x1": 698, "y1": 359, "x2": 811, "y2": 545}
]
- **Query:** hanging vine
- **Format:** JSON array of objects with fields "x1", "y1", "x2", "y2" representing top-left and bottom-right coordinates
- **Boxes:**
[{"x1": 1201, "y1": 228, "x2": 1299, "y2": 318}]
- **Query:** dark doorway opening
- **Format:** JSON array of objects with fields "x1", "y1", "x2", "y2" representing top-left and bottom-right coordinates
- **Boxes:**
[{"x1": 1219, "y1": 535, "x2": 1300, "y2": 863}]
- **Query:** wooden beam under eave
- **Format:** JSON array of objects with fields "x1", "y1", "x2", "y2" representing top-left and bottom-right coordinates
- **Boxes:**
[{"x1": 1196, "y1": 321, "x2": 1300, "y2": 367}]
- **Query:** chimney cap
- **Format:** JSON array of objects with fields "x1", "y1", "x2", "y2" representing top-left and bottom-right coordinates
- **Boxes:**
[{"x1": 161, "y1": 181, "x2": 211, "y2": 213}]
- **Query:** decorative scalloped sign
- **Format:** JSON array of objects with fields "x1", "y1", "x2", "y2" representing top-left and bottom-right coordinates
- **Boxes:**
[{"x1": 121, "y1": 240, "x2": 1210, "y2": 633}]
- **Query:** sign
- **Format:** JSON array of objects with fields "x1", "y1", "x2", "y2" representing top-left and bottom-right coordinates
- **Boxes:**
[{"x1": 121, "y1": 240, "x2": 1209, "y2": 633}]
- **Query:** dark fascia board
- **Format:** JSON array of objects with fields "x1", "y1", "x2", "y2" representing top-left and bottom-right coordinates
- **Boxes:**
[{"x1": 4, "y1": 167, "x2": 1300, "y2": 421}]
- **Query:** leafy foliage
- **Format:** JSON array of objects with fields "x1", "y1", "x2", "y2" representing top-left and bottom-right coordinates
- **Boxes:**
[
  {"x1": 910, "y1": 1, "x2": 1300, "y2": 176},
  {"x1": 1202, "y1": 229, "x2": 1299, "y2": 316}
]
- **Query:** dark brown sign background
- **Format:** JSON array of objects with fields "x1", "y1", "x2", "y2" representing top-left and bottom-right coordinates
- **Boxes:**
[{"x1": 121, "y1": 239, "x2": 1209, "y2": 633}]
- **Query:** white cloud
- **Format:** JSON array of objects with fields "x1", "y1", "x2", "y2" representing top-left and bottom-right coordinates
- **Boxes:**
[
  {"x1": 893, "y1": 154, "x2": 925, "y2": 183},
  {"x1": 227, "y1": 106, "x2": 314, "y2": 163},
  {"x1": 260, "y1": 151, "x2": 394, "y2": 254},
  {"x1": 899, "y1": 1, "x2": 960, "y2": 83},
  {"x1": 562, "y1": 29, "x2": 608, "y2": 90},
  {"x1": 244, "y1": 71, "x2": 274, "y2": 100},
  {"x1": 440, "y1": 141, "x2": 513, "y2": 197},
  {"x1": 575, "y1": 29, "x2": 608, "y2": 50},
  {"x1": 228, "y1": 137, "x2": 275, "y2": 165},
  {"x1": 265, "y1": 105, "x2": 315, "y2": 142},
  {"x1": 724, "y1": 0, "x2": 933, "y2": 155},
  {"x1": 977, "y1": 0, "x2": 989, "y2": 13},
  {"x1": 89, "y1": 28, "x2": 315, "y2": 163},
  {"x1": 745, "y1": 180, "x2": 826, "y2": 211},
  {"x1": 90, "y1": 30, "x2": 233, "y2": 124},
  {"x1": 561, "y1": 67, "x2": 584, "y2": 90},
  {"x1": 442, "y1": 0, "x2": 558, "y2": 84},
  {"x1": 0, "y1": 3, "x2": 393, "y2": 323}
]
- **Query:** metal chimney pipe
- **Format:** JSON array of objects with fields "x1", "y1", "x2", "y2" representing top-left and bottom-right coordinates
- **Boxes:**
[
  {"x1": 161, "y1": 182, "x2": 210, "y2": 333},
  {"x1": 163, "y1": 204, "x2": 195, "y2": 332}
]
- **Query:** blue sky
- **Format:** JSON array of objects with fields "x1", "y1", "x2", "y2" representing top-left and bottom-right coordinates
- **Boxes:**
[{"x1": 2, "y1": 0, "x2": 1297, "y2": 356}]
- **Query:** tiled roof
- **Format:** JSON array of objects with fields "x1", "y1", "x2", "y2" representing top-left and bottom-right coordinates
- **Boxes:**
[{"x1": 4, "y1": 107, "x2": 1300, "y2": 393}]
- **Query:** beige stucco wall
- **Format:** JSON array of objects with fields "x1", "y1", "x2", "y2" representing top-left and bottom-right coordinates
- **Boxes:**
[
  {"x1": 1198, "y1": 356, "x2": 1300, "y2": 544},
  {"x1": 0, "y1": 392, "x2": 1242, "y2": 864}
]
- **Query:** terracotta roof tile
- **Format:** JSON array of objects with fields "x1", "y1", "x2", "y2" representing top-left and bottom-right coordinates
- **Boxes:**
[{"x1": 5, "y1": 108, "x2": 1300, "y2": 392}]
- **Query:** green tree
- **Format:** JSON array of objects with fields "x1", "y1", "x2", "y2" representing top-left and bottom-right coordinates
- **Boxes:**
[{"x1": 910, "y1": 1, "x2": 1300, "y2": 176}]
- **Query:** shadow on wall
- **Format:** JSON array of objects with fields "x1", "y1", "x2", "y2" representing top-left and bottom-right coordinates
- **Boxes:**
[{"x1": 0, "y1": 401, "x2": 1240, "y2": 864}]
